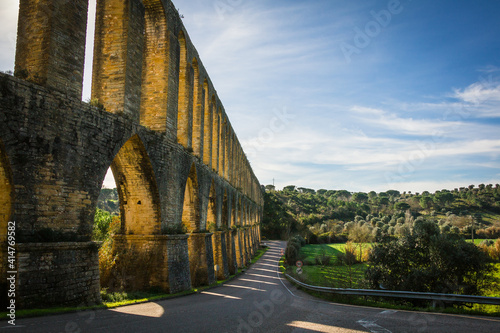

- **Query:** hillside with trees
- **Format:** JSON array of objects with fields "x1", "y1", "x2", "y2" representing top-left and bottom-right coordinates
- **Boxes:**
[
  {"x1": 262, "y1": 184, "x2": 500, "y2": 242},
  {"x1": 97, "y1": 188, "x2": 120, "y2": 216}
]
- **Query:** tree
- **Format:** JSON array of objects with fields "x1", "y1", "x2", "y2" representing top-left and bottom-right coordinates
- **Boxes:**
[
  {"x1": 379, "y1": 197, "x2": 390, "y2": 206},
  {"x1": 419, "y1": 196, "x2": 433, "y2": 210},
  {"x1": 262, "y1": 191, "x2": 298, "y2": 239},
  {"x1": 317, "y1": 189, "x2": 328, "y2": 196},
  {"x1": 348, "y1": 223, "x2": 373, "y2": 261},
  {"x1": 386, "y1": 190, "x2": 400, "y2": 198},
  {"x1": 93, "y1": 208, "x2": 114, "y2": 241},
  {"x1": 298, "y1": 187, "x2": 315, "y2": 194},
  {"x1": 394, "y1": 202, "x2": 410, "y2": 211},
  {"x1": 352, "y1": 192, "x2": 368, "y2": 204},
  {"x1": 265, "y1": 184, "x2": 276, "y2": 191},
  {"x1": 366, "y1": 220, "x2": 494, "y2": 298},
  {"x1": 434, "y1": 190, "x2": 454, "y2": 207},
  {"x1": 335, "y1": 190, "x2": 352, "y2": 201}
]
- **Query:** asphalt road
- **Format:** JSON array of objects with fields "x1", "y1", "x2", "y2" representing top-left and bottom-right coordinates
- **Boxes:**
[{"x1": 2, "y1": 240, "x2": 500, "y2": 332}]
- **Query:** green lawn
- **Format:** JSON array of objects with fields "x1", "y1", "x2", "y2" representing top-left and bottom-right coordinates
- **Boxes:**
[
  {"x1": 287, "y1": 263, "x2": 368, "y2": 289},
  {"x1": 300, "y1": 243, "x2": 344, "y2": 265},
  {"x1": 287, "y1": 243, "x2": 368, "y2": 289}
]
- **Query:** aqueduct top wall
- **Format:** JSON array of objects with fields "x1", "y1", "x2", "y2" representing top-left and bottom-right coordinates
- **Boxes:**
[{"x1": 0, "y1": 0, "x2": 264, "y2": 308}]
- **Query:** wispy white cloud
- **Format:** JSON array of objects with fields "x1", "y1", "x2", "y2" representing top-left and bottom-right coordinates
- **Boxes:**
[
  {"x1": 453, "y1": 81, "x2": 500, "y2": 116},
  {"x1": 350, "y1": 105, "x2": 463, "y2": 136}
]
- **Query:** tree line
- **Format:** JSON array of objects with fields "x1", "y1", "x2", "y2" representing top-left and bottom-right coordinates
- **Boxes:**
[{"x1": 262, "y1": 184, "x2": 500, "y2": 241}]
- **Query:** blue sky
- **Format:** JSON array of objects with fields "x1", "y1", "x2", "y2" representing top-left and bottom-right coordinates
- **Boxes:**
[{"x1": 1, "y1": 0, "x2": 500, "y2": 193}]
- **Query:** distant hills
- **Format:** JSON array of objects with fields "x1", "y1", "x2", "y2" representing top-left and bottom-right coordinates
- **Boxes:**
[
  {"x1": 262, "y1": 184, "x2": 500, "y2": 240},
  {"x1": 97, "y1": 188, "x2": 119, "y2": 216}
]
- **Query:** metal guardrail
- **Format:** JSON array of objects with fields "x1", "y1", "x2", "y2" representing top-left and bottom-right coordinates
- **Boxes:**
[{"x1": 284, "y1": 273, "x2": 500, "y2": 306}]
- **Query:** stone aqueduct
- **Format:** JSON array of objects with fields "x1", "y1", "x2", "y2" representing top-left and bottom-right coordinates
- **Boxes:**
[{"x1": 0, "y1": 0, "x2": 264, "y2": 308}]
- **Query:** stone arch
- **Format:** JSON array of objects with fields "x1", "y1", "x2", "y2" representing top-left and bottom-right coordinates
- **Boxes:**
[
  {"x1": 207, "y1": 180, "x2": 217, "y2": 230},
  {"x1": 140, "y1": 0, "x2": 171, "y2": 132},
  {"x1": 223, "y1": 120, "x2": 230, "y2": 180},
  {"x1": 177, "y1": 30, "x2": 193, "y2": 148},
  {"x1": 110, "y1": 134, "x2": 161, "y2": 235},
  {"x1": 231, "y1": 193, "x2": 238, "y2": 228},
  {"x1": 182, "y1": 163, "x2": 200, "y2": 232},
  {"x1": 218, "y1": 114, "x2": 225, "y2": 178},
  {"x1": 222, "y1": 189, "x2": 229, "y2": 229},
  {"x1": 238, "y1": 196, "x2": 243, "y2": 226},
  {"x1": 211, "y1": 100, "x2": 220, "y2": 172},
  {"x1": 202, "y1": 81, "x2": 212, "y2": 166},
  {"x1": 192, "y1": 58, "x2": 203, "y2": 157}
]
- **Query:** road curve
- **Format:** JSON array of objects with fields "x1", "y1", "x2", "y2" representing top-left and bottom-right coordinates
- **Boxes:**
[{"x1": 3, "y1": 240, "x2": 499, "y2": 332}]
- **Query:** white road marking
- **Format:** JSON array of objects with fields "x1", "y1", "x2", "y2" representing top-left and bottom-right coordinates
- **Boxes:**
[{"x1": 357, "y1": 319, "x2": 392, "y2": 333}]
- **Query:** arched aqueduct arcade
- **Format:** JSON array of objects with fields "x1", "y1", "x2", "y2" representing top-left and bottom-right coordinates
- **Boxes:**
[{"x1": 0, "y1": 0, "x2": 263, "y2": 308}]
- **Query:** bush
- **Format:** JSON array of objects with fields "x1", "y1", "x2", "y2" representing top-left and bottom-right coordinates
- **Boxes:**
[
  {"x1": 291, "y1": 234, "x2": 306, "y2": 246},
  {"x1": 285, "y1": 236, "x2": 304, "y2": 265},
  {"x1": 476, "y1": 226, "x2": 500, "y2": 239},
  {"x1": 93, "y1": 208, "x2": 114, "y2": 242},
  {"x1": 314, "y1": 249, "x2": 332, "y2": 266},
  {"x1": 285, "y1": 242, "x2": 300, "y2": 265},
  {"x1": 337, "y1": 242, "x2": 358, "y2": 266},
  {"x1": 478, "y1": 238, "x2": 500, "y2": 261},
  {"x1": 98, "y1": 216, "x2": 121, "y2": 288}
]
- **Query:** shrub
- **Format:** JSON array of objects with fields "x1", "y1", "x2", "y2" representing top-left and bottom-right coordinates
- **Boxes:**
[
  {"x1": 285, "y1": 235, "x2": 304, "y2": 265},
  {"x1": 98, "y1": 216, "x2": 121, "y2": 287},
  {"x1": 336, "y1": 242, "x2": 358, "y2": 266},
  {"x1": 285, "y1": 242, "x2": 299, "y2": 265},
  {"x1": 93, "y1": 208, "x2": 114, "y2": 242},
  {"x1": 314, "y1": 249, "x2": 332, "y2": 266},
  {"x1": 476, "y1": 226, "x2": 500, "y2": 239},
  {"x1": 291, "y1": 234, "x2": 306, "y2": 246},
  {"x1": 478, "y1": 238, "x2": 500, "y2": 261}
]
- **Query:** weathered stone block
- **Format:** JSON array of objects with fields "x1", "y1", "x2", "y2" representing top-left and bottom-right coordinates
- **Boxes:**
[
  {"x1": 15, "y1": 242, "x2": 101, "y2": 309},
  {"x1": 212, "y1": 231, "x2": 229, "y2": 280},
  {"x1": 188, "y1": 233, "x2": 215, "y2": 287}
]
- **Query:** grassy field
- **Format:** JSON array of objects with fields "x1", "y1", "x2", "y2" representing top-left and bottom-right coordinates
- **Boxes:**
[
  {"x1": 299, "y1": 243, "x2": 345, "y2": 265},
  {"x1": 287, "y1": 243, "x2": 369, "y2": 289}
]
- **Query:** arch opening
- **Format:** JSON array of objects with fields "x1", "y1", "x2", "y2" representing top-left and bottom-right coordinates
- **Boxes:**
[
  {"x1": 207, "y1": 181, "x2": 217, "y2": 231},
  {"x1": 111, "y1": 135, "x2": 161, "y2": 235},
  {"x1": 192, "y1": 59, "x2": 202, "y2": 156},
  {"x1": 177, "y1": 31, "x2": 193, "y2": 148},
  {"x1": 202, "y1": 81, "x2": 212, "y2": 166},
  {"x1": 182, "y1": 164, "x2": 200, "y2": 233},
  {"x1": 97, "y1": 134, "x2": 163, "y2": 292},
  {"x1": 140, "y1": 0, "x2": 170, "y2": 131},
  {"x1": 211, "y1": 100, "x2": 220, "y2": 172},
  {"x1": 222, "y1": 190, "x2": 229, "y2": 229}
]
